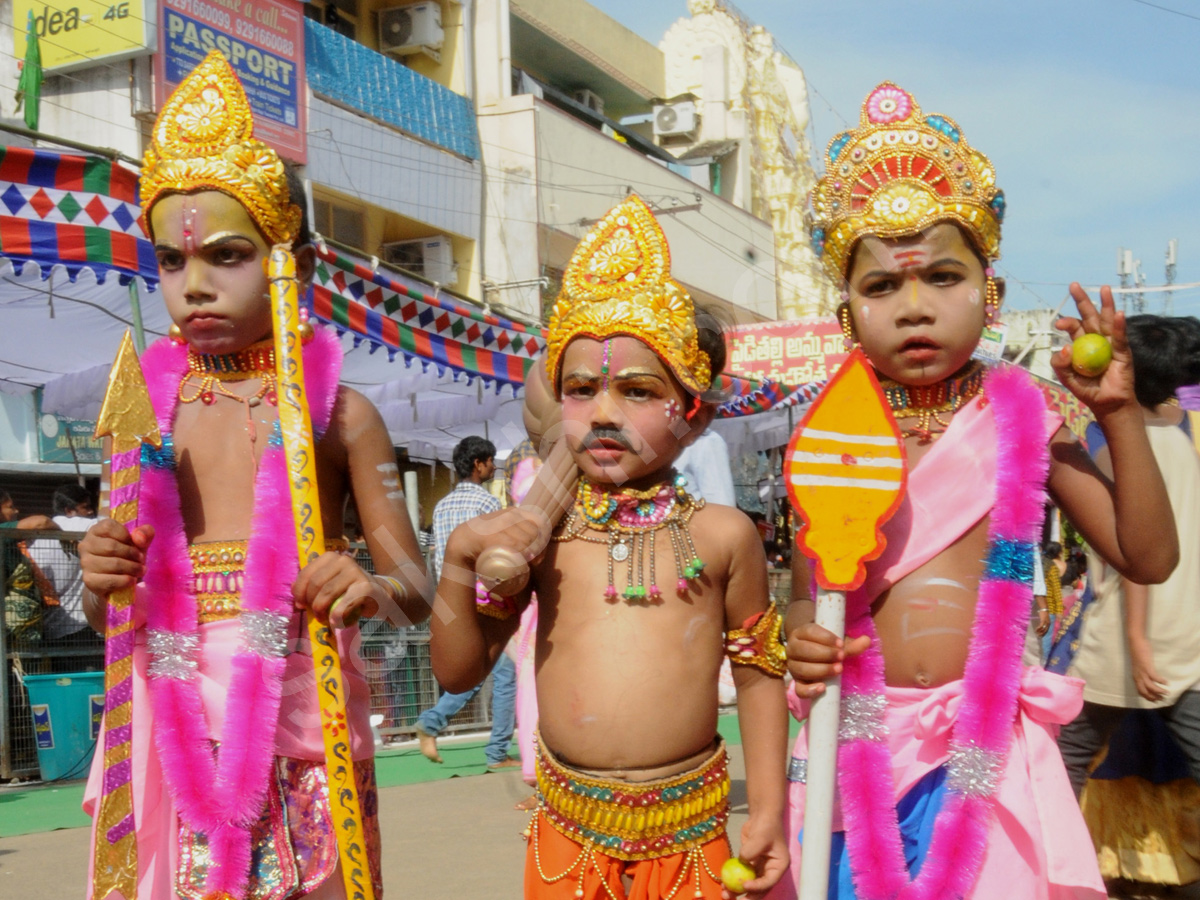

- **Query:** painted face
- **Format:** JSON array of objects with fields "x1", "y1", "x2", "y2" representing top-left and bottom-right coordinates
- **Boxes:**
[
  {"x1": 560, "y1": 335, "x2": 691, "y2": 488},
  {"x1": 846, "y1": 223, "x2": 990, "y2": 385},
  {"x1": 0, "y1": 498, "x2": 17, "y2": 522},
  {"x1": 150, "y1": 190, "x2": 274, "y2": 355}
]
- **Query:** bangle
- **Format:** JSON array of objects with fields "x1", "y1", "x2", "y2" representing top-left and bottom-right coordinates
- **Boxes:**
[
  {"x1": 376, "y1": 575, "x2": 407, "y2": 605},
  {"x1": 1037, "y1": 607, "x2": 1048, "y2": 612}
]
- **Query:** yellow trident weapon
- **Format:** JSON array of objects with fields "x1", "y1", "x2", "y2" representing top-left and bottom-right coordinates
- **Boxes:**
[
  {"x1": 92, "y1": 331, "x2": 162, "y2": 900},
  {"x1": 269, "y1": 247, "x2": 375, "y2": 900}
]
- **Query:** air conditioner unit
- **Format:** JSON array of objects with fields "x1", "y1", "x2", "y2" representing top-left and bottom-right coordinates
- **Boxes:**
[
  {"x1": 572, "y1": 89, "x2": 605, "y2": 117},
  {"x1": 378, "y1": 2, "x2": 443, "y2": 60},
  {"x1": 653, "y1": 100, "x2": 698, "y2": 140},
  {"x1": 382, "y1": 236, "x2": 455, "y2": 284}
]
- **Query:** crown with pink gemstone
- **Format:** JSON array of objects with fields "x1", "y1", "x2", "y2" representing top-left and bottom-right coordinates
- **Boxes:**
[{"x1": 808, "y1": 82, "x2": 1005, "y2": 281}]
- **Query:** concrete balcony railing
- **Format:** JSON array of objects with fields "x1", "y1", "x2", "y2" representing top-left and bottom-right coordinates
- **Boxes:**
[{"x1": 304, "y1": 20, "x2": 479, "y2": 160}]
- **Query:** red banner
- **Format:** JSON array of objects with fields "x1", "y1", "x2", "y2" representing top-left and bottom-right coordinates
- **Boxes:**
[{"x1": 725, "y1": 317, "x2": 849, "y2": 386}]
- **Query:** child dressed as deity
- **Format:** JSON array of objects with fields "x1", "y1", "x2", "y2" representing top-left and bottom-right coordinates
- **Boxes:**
[
  {"x1": 778, "y1": 83, "x2": 1177, "y2": 900},
  {"x1": 78, "y1": 52, "x2": 428, "y2": 900},
  {"x1": 430, "y1": 195, "x2": 789, "y2": 900}
]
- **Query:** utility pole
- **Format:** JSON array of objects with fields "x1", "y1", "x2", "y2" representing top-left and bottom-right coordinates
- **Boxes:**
[
  {"x1": 1166, "y1": 239, "x2": 1178, "y2": 315},
  {"x1": 1134, "y1": 258, "x2": 1146, "y2": 313},
  {"x1": 1117, "y1": 248, "x2": 1133, "y2": 312}
]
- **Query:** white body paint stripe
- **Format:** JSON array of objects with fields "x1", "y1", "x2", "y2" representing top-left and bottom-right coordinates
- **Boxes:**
[
  {"x1": 800, "y1": 428, "x2": 899, "y2": 447},
  {"x1": 790, "y1": 474, "x2": 901, "y2": 490},
  {"x1": 791, "y1": 452, "x2": 904, "y2": 468}
]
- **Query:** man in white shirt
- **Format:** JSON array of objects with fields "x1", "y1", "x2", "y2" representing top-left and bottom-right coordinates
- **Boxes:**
[{"x1": 32, "y1": 483, "x2": 103, "y2": 670}]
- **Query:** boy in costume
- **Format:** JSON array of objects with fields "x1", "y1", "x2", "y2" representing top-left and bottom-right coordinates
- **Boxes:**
[
  {"x1": 780, "y1": 83, "x2": 1177, "y2": 900},
  {"x1": 78, "y1": 52, "x2": 429, "y2": 900},
  {"x1": 430, "y1": 195, "x2": 790, "y2": 899}
]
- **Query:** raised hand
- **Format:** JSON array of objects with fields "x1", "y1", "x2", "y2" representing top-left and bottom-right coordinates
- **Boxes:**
[{"x1": 1052, "y1": 283, "x2": 1138, "y2": 418}]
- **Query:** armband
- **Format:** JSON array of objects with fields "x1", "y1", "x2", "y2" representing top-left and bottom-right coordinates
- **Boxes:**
[
  {"x1": 476, "y1": 580, "x2": 518, "y2": 620},
  {"x1": 725, "y1": 604, "x2": 786, "y2": 677}
]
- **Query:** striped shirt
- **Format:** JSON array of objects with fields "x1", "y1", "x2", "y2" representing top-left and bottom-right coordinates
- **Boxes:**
[{"x1": 432, "y1": 481, "x2": 501, "y2": 579}]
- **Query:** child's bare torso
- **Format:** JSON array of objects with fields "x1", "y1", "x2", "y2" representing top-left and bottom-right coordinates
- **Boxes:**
[
  {"x1": 531, "y1": 503, "x2": 731, "y2": 775},
  {"x1": 171, "y1": 377, "x2": 348, "y2": 542},
  {"x1": 869, "y1": 424, "x2": 990, "y2": 689}
]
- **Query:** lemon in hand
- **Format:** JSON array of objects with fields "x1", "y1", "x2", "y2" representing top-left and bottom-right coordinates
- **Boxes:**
[
  {"x1": 1071, "y1": 333, "x2": 1113, "y2": 378},
  {"x1": 721, "y1": 857, "x2": 757, "y2": 894}
]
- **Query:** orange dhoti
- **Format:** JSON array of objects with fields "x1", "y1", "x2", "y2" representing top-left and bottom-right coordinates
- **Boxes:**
[{"x1": 525, "y1": 738, "x2": 732, "y2": 900}]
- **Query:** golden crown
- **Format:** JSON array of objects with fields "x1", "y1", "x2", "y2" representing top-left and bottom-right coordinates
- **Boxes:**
[
  {"x1": 141, "y1": 51, "x2": 301, "y2": 246},
  {"x1": 809, "y1": 82, "x2": 1005, "y2": 281},
  {"x1": 546, "y1": 195, "x2": 711, "y2": 396}
]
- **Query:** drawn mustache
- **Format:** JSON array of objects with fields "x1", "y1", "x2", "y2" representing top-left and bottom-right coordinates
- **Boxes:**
[{"x1": 576, "y1": 426, "x2": 634, "y2": 452}]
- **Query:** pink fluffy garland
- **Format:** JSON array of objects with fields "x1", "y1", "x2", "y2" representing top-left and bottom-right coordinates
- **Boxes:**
[
  {"x1": 139, "y1": 328, "x2": 341, "y2": 898},
  {"x1": 836, "y1": 363, "x2": 1050, "y2": 900}
]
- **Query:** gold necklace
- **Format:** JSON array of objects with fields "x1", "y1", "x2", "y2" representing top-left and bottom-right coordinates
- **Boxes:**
[
  {"x1": 552, "y1": 475, "x2": 706, "y2": 604},
  {"x1": 879, "y1": 362, "x2": 985, "y2": 443},
  {"x1": 179, "y1": 341, "x2": 279, "y2": 446}
]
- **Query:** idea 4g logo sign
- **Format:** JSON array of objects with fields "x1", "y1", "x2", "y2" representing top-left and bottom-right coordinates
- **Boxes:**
[{"x1": 13, "y1": 0, "x2": 155, "y2": 73}]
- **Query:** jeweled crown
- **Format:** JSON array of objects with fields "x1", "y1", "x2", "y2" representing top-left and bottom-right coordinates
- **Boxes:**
[
  {"x1": 141, "y1": 50, "x2": 301, "y2": 246},
  {"x1": 809, "y1": 82, "x2": 1005, "y2": 281},
  {"x1": 546, "y1": 195, "x2": 711, "y2": 395}
]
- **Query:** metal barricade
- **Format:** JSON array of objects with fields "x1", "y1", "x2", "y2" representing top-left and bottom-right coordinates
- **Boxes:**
[
  {"x1": 1, "y1": 528, "x2": 102, "y2": 780},
  {"x1": 352, "y1": 546, "x2": 492, "y2": 742}
]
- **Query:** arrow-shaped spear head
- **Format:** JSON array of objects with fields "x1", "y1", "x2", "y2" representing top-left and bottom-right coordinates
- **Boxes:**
[{"x1": 95, "y1": 331, "x2": 162, "y2": 456}]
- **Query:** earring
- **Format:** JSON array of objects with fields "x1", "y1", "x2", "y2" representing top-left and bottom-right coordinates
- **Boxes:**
[
  {"x1": 984, "y1": 269, "x2": 1000, "y2": 326},
  {"x1": 298, "y1": 306, "x2": 315, "y2": 344},
  {"x1": 837, "y1": 302, "x2": 856, "y2": 351},
  {"x1": 168, "y1": 323, "x2": 185, "y2": 344}
]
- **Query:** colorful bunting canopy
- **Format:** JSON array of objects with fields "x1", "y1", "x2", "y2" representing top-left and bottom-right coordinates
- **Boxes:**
[
  {"x1": 0, "y1": 146, "x2": 157, "y2": 284},
  {"x1": 309, "y1": 243, "x2": 544, "y2": 392}
]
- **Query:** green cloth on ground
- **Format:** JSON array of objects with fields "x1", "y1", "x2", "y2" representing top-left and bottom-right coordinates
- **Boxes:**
[{"x1": 0, "y1": 711, "x2": 799, "y2": 837}]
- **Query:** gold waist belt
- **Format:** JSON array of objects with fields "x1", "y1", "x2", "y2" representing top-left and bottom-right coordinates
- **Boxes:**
[
  {"x1": 535, "y1": 737, "x2": 730, "y2": 861},
  {"x1": 191, "y1": 538, "x2": 350, "y2": 623}
]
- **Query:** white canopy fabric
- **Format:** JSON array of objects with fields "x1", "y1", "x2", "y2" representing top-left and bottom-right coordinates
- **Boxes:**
[{"x1": 0, "y1": 258, "x2": 169, "y2": 418}]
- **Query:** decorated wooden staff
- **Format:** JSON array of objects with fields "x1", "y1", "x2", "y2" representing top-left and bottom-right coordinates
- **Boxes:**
[
  {"x1": 475, "y1": 352, "x2": 577, "y2": 596},
  {"x1": 92, "y1": 331, "x2": 162, "y2": 900},
  {"x1": 784, "y1": 348, "x2": 907, "y2": 900},
  {"x1": 269, "y1": 247, "x2": 375, "y2": 900}
]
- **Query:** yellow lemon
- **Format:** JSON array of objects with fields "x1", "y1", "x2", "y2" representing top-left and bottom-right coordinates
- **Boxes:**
[
  {"x1": 1071, "y1": 333, "x2": 1113, "y2": 378},
  {"x1": 721, "y1": 857, "x2": 757, "y2": 894}
]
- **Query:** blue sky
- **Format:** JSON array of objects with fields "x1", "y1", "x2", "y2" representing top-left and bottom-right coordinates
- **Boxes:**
[{"x1": 589, "y1": 0, "x2": 1200, "y2": 314}]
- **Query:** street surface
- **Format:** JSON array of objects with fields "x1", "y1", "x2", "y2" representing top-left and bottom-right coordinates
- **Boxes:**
[
  {"x1": 0, "y1": 745, "x2": 753, "y2": 900},
  {"x1": 2, "y1": 740, "x2": 1196, "y2": 899}
]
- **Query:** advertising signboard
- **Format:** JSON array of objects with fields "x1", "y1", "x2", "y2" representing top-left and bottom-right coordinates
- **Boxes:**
[
  {"x1": 155, "y1": 0, "x2": 306, "y2": 162},
  {"x1": 726, "y1": 317, "x2": 849, "y2": 387},
  {"x1": 13, "y1": 0, "x2": 155, "y2": 73}
]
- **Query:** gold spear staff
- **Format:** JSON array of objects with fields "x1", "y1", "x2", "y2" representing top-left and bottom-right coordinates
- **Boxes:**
[
  {"x1": 91, "y1": 331, "x2": 162, "y2": 900},
  {"x1": 269, "y1": 247, "x2": 375, "y2": 900}
]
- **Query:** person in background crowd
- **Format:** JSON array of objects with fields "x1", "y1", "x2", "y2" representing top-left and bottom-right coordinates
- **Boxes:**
[
  {"x1": 414, "y1": 435, "x2": 520, "y2": 770},
  {"x1": 1060, "y1": 314, "x2": 1200, "y2": 891},
  {"x1": 674, "y1": 308, "x2": 737, "y2": 507},
  {"x1": 1, "y1": 489, "x2": 55, "y2": 645},
  {"x1": 34, "y1": 483, "x2": 104, "y2": 670}
]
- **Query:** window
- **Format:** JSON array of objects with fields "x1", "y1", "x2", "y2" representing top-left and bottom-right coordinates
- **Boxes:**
[
  {"x1": 313, "y1": 197, "x2": 366, "y2": 250},
  {"x1": 305, "y1": 0, "x2": 358, "y2": 40}
]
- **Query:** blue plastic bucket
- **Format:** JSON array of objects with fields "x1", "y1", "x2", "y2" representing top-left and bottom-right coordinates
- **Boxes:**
[{"x1": 23, "y1": 672, "x2": 105, "y2": 781}]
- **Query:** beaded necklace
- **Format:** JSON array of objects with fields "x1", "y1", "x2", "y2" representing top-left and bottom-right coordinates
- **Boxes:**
[
  {"x1": 180, "y1": 340, "x2": 279, "y2": 452},
  {"x1": 553, "y1": 474, "x2": 705, "y2": 603},
  {"x1": 879, "y1": 362, "x2": 985, "y2": 443}
]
